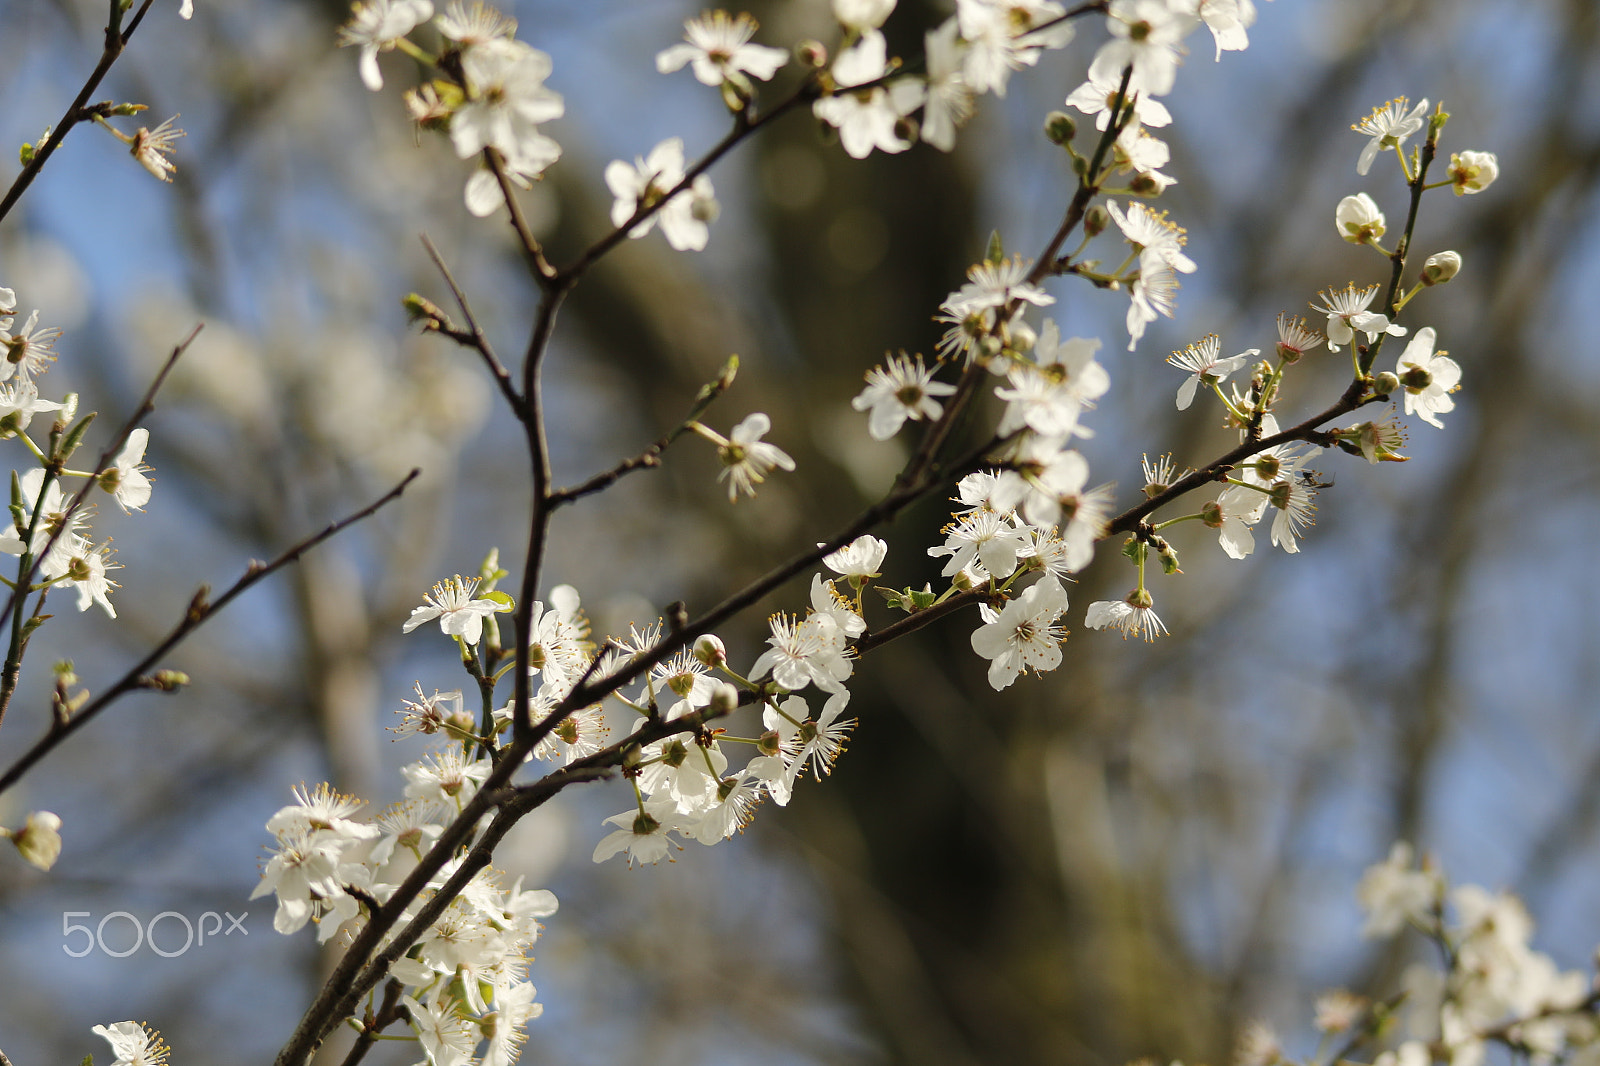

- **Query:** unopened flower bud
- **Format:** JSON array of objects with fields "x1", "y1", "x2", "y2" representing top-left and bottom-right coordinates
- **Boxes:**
[
  {"x1": 694, "y1": 634, "x2": 726, "y2": 666},
  {"x1": 1336, "y1": 192, "x2": 1386, "y2": 245},
  {"x1": 1421, "y1": 250, "x2": 1461, "y2": 285},
  {"x1": 709, "y1": 682, "x2": 740, "y2": 716},
  {"x1": 1084, "y1": 205, "x2": 1109, "y2": 238},
  {"x1": 795, "y1": 40, "x2": 827, "y2": 68},
  {"x1": 149, "y1": 669, "x2": 190, "y2": 691},
  {"x1": 1044, "y1": 110, "x2": 1076, "y2": 144},
  {"x1": 1372, "y1": 370, "x2": 1400, "y2": 395},
  {"x1": 403, "y1": 293, "x2": 444, "y2": 327},
  {"x1": 1448, "y1": 150, "x2": 1499, "y2": 195}
]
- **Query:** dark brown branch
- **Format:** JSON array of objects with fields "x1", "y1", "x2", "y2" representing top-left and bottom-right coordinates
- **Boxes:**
[
  {"x1": 335, "y1": 978, "x2": 406, "y2": 1066},
  {"x1": 483, "y1": 147, "x2": 558, "y2": 286}
]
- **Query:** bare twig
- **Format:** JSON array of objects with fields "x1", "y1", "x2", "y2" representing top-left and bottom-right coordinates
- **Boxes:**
[
  {"x1": 549, "y1": 358, "x2": 738, "y2": 507},
  {"x1": 0, "y1": 469, "x2": 420, "y2": 797},
  {"x1": 419, "y1": 234, "x2": 522, "y2": 416},
  {"x1": 0, "y1": 0, "x2": 158, "y2": 223}
]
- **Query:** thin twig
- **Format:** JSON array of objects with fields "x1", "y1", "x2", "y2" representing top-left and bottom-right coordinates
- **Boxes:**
[
  {"x1": 0, "y1": 469, "x2": 420, "y2": 798},
  {"x1": 419, "y1": 234, "x2": 522, "y2": 415},
  {"x1": 0, "y1": 0, "x2": 157, "y2": 223},
  {"x1": 548, "y1": 358, "x2": 738, "y2": 507}
]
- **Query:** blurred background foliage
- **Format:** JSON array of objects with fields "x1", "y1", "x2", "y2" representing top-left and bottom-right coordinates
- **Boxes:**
[{"x1": 1, "y1": 0, "x2": 1598, "y2": 1063}]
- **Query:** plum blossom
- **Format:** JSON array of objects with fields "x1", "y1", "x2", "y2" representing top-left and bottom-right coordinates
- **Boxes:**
[
  {"x1": 338, "y1": 0, "x2": 434, "y2": 92},
  {"x1": 1066, "y1": 70, "x2": 1172, "y2": 130},
  {"x1": 102, "y1": 428, "x2": 153, "y2": 512},
  {"x1": 91, "y1": 1021, "x2": 171, "y2": 1066},
  {"x1": 1089, "y1": 0, "x2": 1192, "y2": 98},
  {"x1": 823, "y1": 535, "x2": 887, "y2": 579},
  {"x1": 1167, "y1": 334, "x2": 1253, "y2": 410},
  {"x1": 1085, "y1": 591, "x2": 1167, "y2": 641},
  {"x1": 4, "y1": 810, "x2": 62, "y2": 870},
  {"x1": 402, "y1": 575, "x2": 511, "y2": 645},
  {"x1": 835, "y1": 0, "x2": 895, "y2": 30},
  {"x1": 1314, "y1": 282, "x2": 1406, "y2": 351},
  {"x1": 1108, "y1": 200, "x2": 1196, "y2": 275},
  {"x1": 945, "y1": 255, "x2": 1055, "y2": 316},
  {"x1": 813, "y1": 31, "x2": 925, "y2": 159},
  {"x1": 996, "y1": 322, "x2": 1107, "y2": 437},
  {"x1": 971, "y1": 576, "x2": 1070, "y2": 690},
  {"x1": 920, "y1": 18, "x2": 974, "y2": 152},
  {"x1": 1394, "y1": 326, "x2": 1461, "y2": 429},
  {"x1": 606, "y1": 138, "x2": 719, "y2": 250},
  {"x1": 655, "y1": 11, "x2": 788, "y2": 87},
  {"x1": 710, "y1": 412, "x2": 795, "y2": 501},
  {"x1": 852, "y1": 352, "x2": 956, "y2": 440},
  {"x1": 749, "y1": 611, "x2": 854, "y2": 694},
  {"x1": 1352, "y1": 96, "x2": 1428, "y2": 176},
  {"x1": 592, "y1": 798, "x2": 684, "y2": 866},
  {"x1": 957, "y1": 0, "x2": 1075, "y2": 97},
  {"x1": 450, "y1": 39, "x2": 564, "y2": 174},
  {"x1": 1355, "y1": 841, "x2": 1442, "y2": 937}
]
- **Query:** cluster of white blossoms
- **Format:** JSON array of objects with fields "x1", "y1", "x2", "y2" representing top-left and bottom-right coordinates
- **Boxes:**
[
  {"x1": 1217, "y1": 843, "x2": 1600, "y2": 1066},
  {"x1": 810, "y1": 0, "x2": 1259, "y2": 160},
  {"x1": 2, "y1": 291, "x2": 172, "y2": 1041},
  {"x1": 0, "y1": 291, "x2": 155, "y2": 624},
  {"x1": 338, "y1": 0, "x2": 564, "y2": 216},
  {"x1": 244, "y1": 4, "x2": 1515, "y2": 1065},
  {"x1": 249, "y1": 782, "x2": 554, "y2": 1066}
]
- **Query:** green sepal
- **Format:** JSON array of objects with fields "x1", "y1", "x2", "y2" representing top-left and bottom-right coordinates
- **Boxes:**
[
  {"x1": 477, "y1": 547, "x2": 508, "y2": 589},
  {"x1": 985, "y1": 230, "x2": 1004, "y2": 265},
  {"x1": 59, "y1": 412, "x2": 99, "y2": 461},
  {"x1": 9, "y1": 469, "x2": 24, "y2": 531}
]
